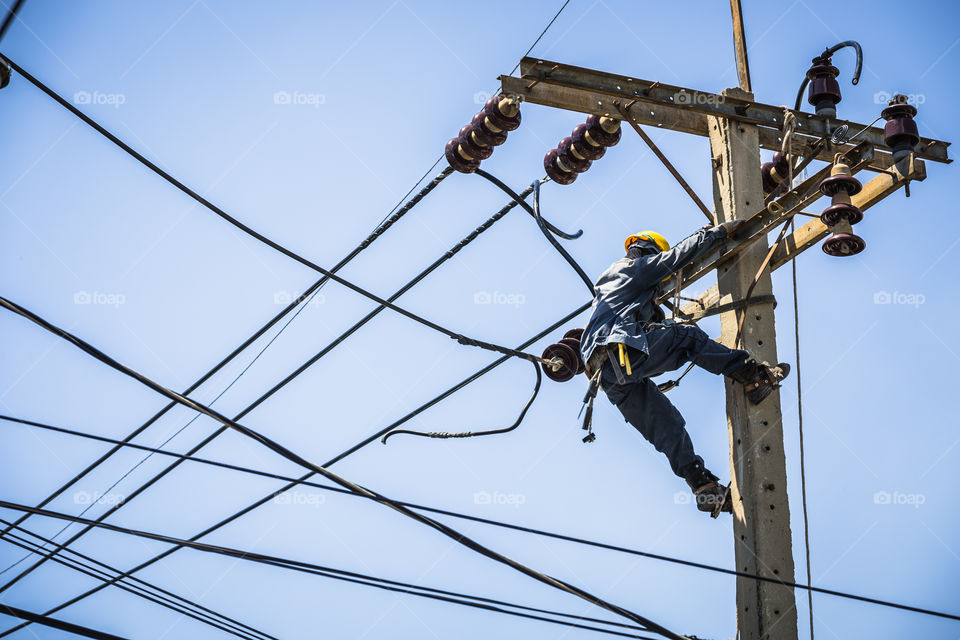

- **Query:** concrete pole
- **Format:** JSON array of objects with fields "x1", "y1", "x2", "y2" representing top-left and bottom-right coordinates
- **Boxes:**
[{"x1": 708, "y1": 87, "x2": 799, "y2": 640}]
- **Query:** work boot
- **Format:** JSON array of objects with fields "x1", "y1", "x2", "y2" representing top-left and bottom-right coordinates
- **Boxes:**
[
  {"x1": 683, "y1": 462, "x2": 732, "y2": 518},
  {"x1": 728, "y1": 358, "x2": 791, "y2": 405}
]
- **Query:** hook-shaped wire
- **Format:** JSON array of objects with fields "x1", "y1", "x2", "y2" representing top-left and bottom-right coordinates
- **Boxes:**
[{"x1": 380, "y1": 359, "x2": 543, "y2": 444}]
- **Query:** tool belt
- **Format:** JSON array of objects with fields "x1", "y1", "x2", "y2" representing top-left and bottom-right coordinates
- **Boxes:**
[{"x1": 585, "y1": 342, "x2": 638, "y2": 384}]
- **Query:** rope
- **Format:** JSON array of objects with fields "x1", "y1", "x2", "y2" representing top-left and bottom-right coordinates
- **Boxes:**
[
  {"x1": 0, "y1": 295, "x2": 687, "y2": 640},
  {"x1": 0, "y1": 509, "x2": 655, "y2": 640},
  {"x1": 5, "y1": 413, "x2": 959, "y2": 624},
  {"x1": 792, "y1": 219, "x2": 815, "y2": 639},
  {"x1": 734, "y1": 218, "x2": 794, "y2": 348}
]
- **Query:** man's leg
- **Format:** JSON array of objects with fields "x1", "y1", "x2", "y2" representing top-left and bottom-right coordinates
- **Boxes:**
[
  {"x1": 602, "y1": 377, "x2": 701, "y2": 477},
  {"x1": 641, "y1": 324, "x2": 748, "y2": 378}
]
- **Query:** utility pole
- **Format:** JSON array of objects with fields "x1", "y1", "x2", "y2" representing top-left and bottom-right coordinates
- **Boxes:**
[
  {"x1": 498, "y1": 7, "x2": 950, "y2": 636},
  {"x1": 709, "y1": 92, "x2": 798, "y2": 639},
  {"x1": 715, "y1": 7, "x2": 798, "y2": 638}
]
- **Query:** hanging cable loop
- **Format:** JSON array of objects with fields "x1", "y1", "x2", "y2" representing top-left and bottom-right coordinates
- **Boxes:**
[{"x1": 381, "y1": 360, "x2": 542, "y2": 443}]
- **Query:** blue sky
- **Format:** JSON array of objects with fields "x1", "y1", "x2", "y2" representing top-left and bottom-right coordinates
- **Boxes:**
[{"x1": 0, "y1": 1, "x2": 958, "y2": 638}]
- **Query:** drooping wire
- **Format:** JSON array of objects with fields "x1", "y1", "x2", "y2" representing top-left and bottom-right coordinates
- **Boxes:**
[
  {"x1": 0, "y1": 508, "x2": 655, "y2": 640},
  {"x1": 475, "y1": 169, "x2": 594, "y2": 295},
  {"x1": 381, "y1": 359, "x2": 542, "y2": 443},
  {"x1": 0, "y1": 295, "x2": 687, "y2": 640},
  {"x1": 5, "y1": 412, "x2": 960, "y2": 624},
  {"x1": 793, "y1": 41, "x2": 863, "y2": 112}
]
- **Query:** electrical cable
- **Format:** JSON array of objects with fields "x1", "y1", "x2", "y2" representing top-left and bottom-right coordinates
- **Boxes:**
[
  {"x1": 5, "y1": 412, "x2": 958, "y2": 624},
  {"x1": 475, "y1": 169, "x2": 594, "y2": 294},
  {"x1": 0, "y1": 57, "x2": 552, "y2": 368},
  {"x1": 0, "y1": 525, "x2": 271, "y2": 639},
  {"x1": 0, "y1": 302, "x2": 591, "y2": 638},
  {"x1": 0, "y1": 166, "x2": 453, "y2": 592},
  {"x1": 0, "y1": 295, "x2": 687, "y2": 640},
  {"x1": 0, "y1": 603, "x2": 127, "y2": 640},
  {"x1": 0, "y1": 0, "x2": 25, "y2": 42},
  {"x1": 792, "y1": 219, "x2": 815, "y2": 640},
  {"x1": 0, "y1": 177, "x2": 545, "y2": 597},
  {"x1": 380, "y1": 359, "x2": 542, "y2": 442},
  {"x1": 0, "y1": 508, "x2": 655, "y2": 640}
]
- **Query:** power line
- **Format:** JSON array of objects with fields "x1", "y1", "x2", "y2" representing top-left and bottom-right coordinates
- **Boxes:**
[
  {"x1": 0, "y1": 0, "x2": 26, "y2": 42},
  {"x1": 0, "y1": 295, "x2": 686, "y2": 640},
  {"x1": 0, "y1": 56, "x2": 554, "y2": 368},
  {"x1": 0, "y1": 602, "x2": 127, "y2": 640},
  {"x1": 0, "y1": 523, "x2": 273, "y2": 639},
  {"x1": 0, "y1": 505, "x2": 656, "y2": 640},
  {"x1": 0, "y1": 298, "x2": 586, "y2": 637},
  {"x1": 5, "y1": 412, "x2": 958, "y2": 624},
  {"x1": 0, "y1": 180, "x2": 546, "y2": 598},
  {"x1": 0, "y1": 165, "x2": 453, "y2": 591},
  {"x1": 0, "y1": 170, "x2": 452, "y2": 581}
]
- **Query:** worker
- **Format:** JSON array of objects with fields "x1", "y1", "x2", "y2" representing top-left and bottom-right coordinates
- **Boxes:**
[{"x1": 580, "y1": 224, "x2": 790, "y2": 517}]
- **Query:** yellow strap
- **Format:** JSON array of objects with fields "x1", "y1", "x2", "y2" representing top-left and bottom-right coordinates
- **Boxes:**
[{"x1": 618, "y1": 343, "x2": 632, "y2": 376}]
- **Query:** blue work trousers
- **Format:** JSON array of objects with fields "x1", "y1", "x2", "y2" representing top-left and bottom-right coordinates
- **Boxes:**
[{"x1": 600, "y1": 324, "x2": 748, "y2": 477}]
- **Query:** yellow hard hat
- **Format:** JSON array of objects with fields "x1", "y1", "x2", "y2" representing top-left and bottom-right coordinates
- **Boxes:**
[{"x1": 624, "y1": 231, "x2": 670, "y2": 253}]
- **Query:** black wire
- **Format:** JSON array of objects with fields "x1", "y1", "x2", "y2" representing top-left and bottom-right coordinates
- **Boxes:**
[
  {"x1": 0, "y1": 166, "x2": 453, "y2": 593},
  {"x1": 0, "y1": 506, "x2": 655, "y2": 640},
  {"x1": 506, "y1": 0, "x2": 571, "y2": 78},
  {"x1": 0, "y1": 296, "x2": 685, "y2": 640},
  {"x1": 1, "y1": 57, "x2": 545, "y2": 366},
  {"x1": 0, "y1": 0, "x2": 25, "y2": 42},
  {"x1": 794, "y1": 40, "x2": 863, "y2": 111},
  {"x1": 0, "y1": 603, "x2": 127, "y2": 640},
  {"x1": 7, "y1": 412, "x2": 959, "y2": 624},
  {"x1": 380, "y1": 358, "x2": 542, "y2": 442},
  {"x1": 0, "y1": 175, "x2": 541, "y2": 592},
  {"x1": 475, "y1": 169, "x2": 594, "y2": 295},
  {"x1": 0, "y1": 526, "x2": 269, "y2": 639},
  {"x1": 0, "y1": 301, "x2": 589, "y2": 639}
]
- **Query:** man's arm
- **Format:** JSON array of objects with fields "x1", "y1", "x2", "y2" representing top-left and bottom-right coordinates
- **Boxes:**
[{"x1": 643, "y1": 225, "x2": 730, "y2": 282}]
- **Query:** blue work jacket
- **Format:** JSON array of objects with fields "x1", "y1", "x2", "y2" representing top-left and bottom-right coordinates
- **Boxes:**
[{"x1": 580, "y1": 226, "x2": 729, "y2": 365}]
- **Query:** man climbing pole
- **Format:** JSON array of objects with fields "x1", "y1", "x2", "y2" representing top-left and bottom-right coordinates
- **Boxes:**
[{"x1": 579, "y1": 224, "x2": 790, "y2": 518}]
